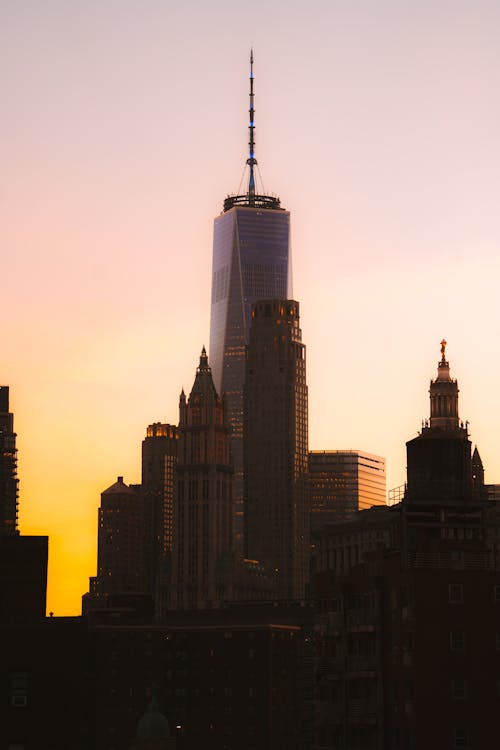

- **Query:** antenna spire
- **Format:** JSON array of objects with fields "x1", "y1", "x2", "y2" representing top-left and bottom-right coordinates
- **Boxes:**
[{"x1": 247, "y1": 49, "x2": 257, "y2": 199}]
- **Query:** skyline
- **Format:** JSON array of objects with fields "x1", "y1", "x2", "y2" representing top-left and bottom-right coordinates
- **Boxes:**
[{"x1": 3, "y1": 0, "x2": 500, "y2": 614}]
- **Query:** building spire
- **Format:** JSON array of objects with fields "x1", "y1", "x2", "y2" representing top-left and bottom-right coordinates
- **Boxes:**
[
  {"x1": 247, "y1": 49, "x2": 257, "y2": 199},
  {"x1": 429, "y1": 339, "x2": 460, "y2": 430},
  {"x1": 222, "y1": 52, "x2": 281, "y2": 212}
]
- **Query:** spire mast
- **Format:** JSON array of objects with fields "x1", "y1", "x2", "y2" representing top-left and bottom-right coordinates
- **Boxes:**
[{"x1": 247, "y1": 49, "x2": 257, "y2": 200}]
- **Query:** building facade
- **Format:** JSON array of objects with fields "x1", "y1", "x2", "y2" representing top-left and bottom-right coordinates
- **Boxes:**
[
  {"x1": 244, "y1": 299, "x2": 309, "y2": 599},
  {"x1": 0, "y1": 385, "x2": 19, "y2": 536},
  {"x1": 142, "y1": 422, "x2": 178, "y2": 616},
  {"x1": 171, "y1": 348, "x2": 233, "y2": 610},
  {"x1": 209, "y1": 55, "x2": 291, "y2": 551},
  {"x1": 312, "y1": 343, "x2": 500, "y2": 750},
  {"x1": 83, "y1": 476, "x2": 151, "y2": 616},
  {"x1": 309, "y1": 450, "x2": 386, "y2": 533}
]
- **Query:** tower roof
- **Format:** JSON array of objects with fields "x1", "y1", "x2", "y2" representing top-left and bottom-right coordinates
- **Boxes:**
[
  {"x1": 426, "y1": 340, "x2": 465, "y2": 433},
  {"x1": 189, "y1": 347, "x2": 218, "y2": 400}
]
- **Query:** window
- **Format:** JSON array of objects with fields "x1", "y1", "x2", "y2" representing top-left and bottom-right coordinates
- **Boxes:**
[
  {"x1": 454, "y1": 728, "x2": 469, "y2": 748},
  {"x1": 452, "y1": 680, "x2": 467, "y2": 700},
  {"x1": 449, "y1": 583, "x2": 464, "y2": 603},
  {"x1": 450, "y1": 631, "x2": 465, "y2": 651}
]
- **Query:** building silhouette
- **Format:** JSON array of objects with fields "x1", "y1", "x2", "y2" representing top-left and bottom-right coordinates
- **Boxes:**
[
  {"x1": 309, "y1": 450, "x2": 386, "y2": 533},
  {"x1": 209, "y1": 53, "x2": 291, "y2": 551},
  {"x1": 0, "y1": 385, "x2": 19, "y2": 536},
  {"x1": 0, "y1": 386, "x2": 48, "y2": 624},
  {"x1": 83, "y1": 476, "x2": 152, "y2": 617},
  {"x1": 312, "y1": 342, "x2": 500, "y2": 749},
  {"x1": 406, "y1": 339, "x2": 473, "y2": 504},
  {"x1": 142, "y1": 422, "x2": 178, "y2": 616},
  {"x1": 244, "y1": 300, "x2": 309, "y2": 599},
  {"x1": 171, "y1": 348, "x2": 233, "y2": 610}
]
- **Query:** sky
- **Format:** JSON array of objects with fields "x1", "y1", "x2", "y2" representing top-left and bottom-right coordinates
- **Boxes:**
[{"x1": 2, "y1": 0, "x2": 500, "y2": 615}]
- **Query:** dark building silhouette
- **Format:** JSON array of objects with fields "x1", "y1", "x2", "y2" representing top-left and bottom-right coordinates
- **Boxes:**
[
  {"x1": 312, "y1": 342, "x2": 500, "y2": 750},
  {"x1": 309, "y1": 450, "x2": 386, "y2": 533},
  {"x1": 171, "y1": 348, "x2": 233, "y2": 610},
  {"x1": 0, "y1": 385, "x2": 19, "y2": 535},
  {"x1": 406, "y1": 339, "x2": 473, "y2": 503},
  {"x1": 209, "y1": 53, "x2": 291, "y2": 552},
  {"x1": 0, "y1": 386, "x2": 48, "y2": 624},
  {"x1": 89, "y1": 603, "x2": 313, "y2": 750},
  {"x1": 142, "y1": 422, "x2": 178, "y2": 616},
  {"x1": 244, "y1": 300, "x2": 308, "y2": 599},
  {"x1": 83, "y1": 476, "x2": 152, "y2": 616}
]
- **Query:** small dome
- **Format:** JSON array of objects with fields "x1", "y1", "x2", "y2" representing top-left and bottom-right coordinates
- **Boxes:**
[{"x1": 136, "y1": 698, "x2": 170, "y2": 740}]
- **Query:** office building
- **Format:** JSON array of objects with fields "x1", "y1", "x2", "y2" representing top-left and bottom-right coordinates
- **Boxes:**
[
  {"x1": 309, "y1": 450, "x2": 386, "y2": 533},
  {"x1": 171, "y1": 348, "x2": 233, "y2": 610},
  {"x1": 0, "y1": 386, "x2": 48, "y2": 623},
  {"x1": 0, "y1": 386, "x2": 19, "y2": 536},
  {"x1": 83, "y1": 476, "x2": 151, "y2": 616},
  {"x1": 209, "y1": 53, "x2": 291, "y2": 550},
  {"x1": 142, "y1": 422, "x2": 178, "y2": 615},
  {"x1": 244, "y1": 300, "x2": 308, "y2": 599}
]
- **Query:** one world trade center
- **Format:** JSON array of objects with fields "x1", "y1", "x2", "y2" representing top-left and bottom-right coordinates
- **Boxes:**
[{"x1": 209, "y1": 52, "x2": 291, "y2": 550}]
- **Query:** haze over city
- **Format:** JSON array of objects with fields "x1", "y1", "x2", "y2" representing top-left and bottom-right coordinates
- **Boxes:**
[{"x1": 3, "y1": 0, "x2": 500, "y2": 615}]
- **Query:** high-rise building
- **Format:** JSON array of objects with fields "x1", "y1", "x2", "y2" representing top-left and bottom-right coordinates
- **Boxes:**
[
  {"x1": 209, "y1": 53, "x2": 291, "y2": 550},
  {"x1": 0, "y1": 386, "x2": 48, "y2": 622},
  {"x1": 142, "y1": 422, "x2": 178, "y2": 614},
  {"x1": 83, "y1": 476, "x2": 151, "y2": 616},
  {"x1": 308, "y1": 450, "x2": 386, "y2": 532},
  {"x1": 171, "y1": 348, "x2": 233, "y2": 610},
  {"x1": 244, "y1": 300, "x2": 309, "y2": 599},
  {"x1": 0, "y1": 386, "x2": 19, "y2": 535}
]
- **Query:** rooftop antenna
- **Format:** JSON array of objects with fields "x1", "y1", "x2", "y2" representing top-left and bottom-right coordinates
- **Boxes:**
[
  {"x1": 247, "y1": 49, "x2": 257, "y2": 201},
  {"x1": 223, "y1": 51, "x2": 281, "y2": 212}
]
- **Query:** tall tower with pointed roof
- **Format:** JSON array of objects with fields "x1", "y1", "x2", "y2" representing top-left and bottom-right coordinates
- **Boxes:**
[
  {"x1": 209, "y1": 53, "x2": 291, "y2": 552},
  {"x1": 406, "y1": 341, "x2": 473, "y2": 503},
  {"x1": 171, "y1": 348, "x2": 233, "y2": 610}
]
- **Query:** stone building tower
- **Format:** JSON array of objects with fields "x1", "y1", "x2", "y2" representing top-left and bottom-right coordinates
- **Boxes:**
[
  {"x1": 171, "y1": 348, "x2": 233, "y2": 610},
  {"x1": 406, "y1": 340, "x2": 473, "y2": 503}
]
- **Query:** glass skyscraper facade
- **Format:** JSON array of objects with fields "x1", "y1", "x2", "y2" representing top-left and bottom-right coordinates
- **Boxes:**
[{"x1": 209, "y1": 204, "x2": 291, "y2": 548}]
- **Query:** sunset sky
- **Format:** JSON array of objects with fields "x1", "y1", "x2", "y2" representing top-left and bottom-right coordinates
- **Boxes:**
[{"x1": 3, "y1": 0, "x2": 500, "y2": 615}]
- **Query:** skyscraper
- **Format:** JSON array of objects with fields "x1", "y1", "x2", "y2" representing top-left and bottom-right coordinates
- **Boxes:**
[
  {"x1": 0, "y1": 386, "x2": 19, "y2": 536},
  {"x1": 142, "y1": 422, "x2": 178, "y2": 614},
  {"x1": 82, "y1": 476, "x2": 150, "y2": 616},
  {"x1": 209, "y1": 53, "x2": 291, "y2": 550},
  {"x1": 171, "y1": 348, "x2": 233, "y2": 610},
  {"x1": 244, "y1": 300, "x2": 309, "y2": 599}
]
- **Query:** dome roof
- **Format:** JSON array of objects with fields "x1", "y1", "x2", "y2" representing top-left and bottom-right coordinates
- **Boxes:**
[{"x1": 136, "y1": 698, "x2": 170, "y2": 740}]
